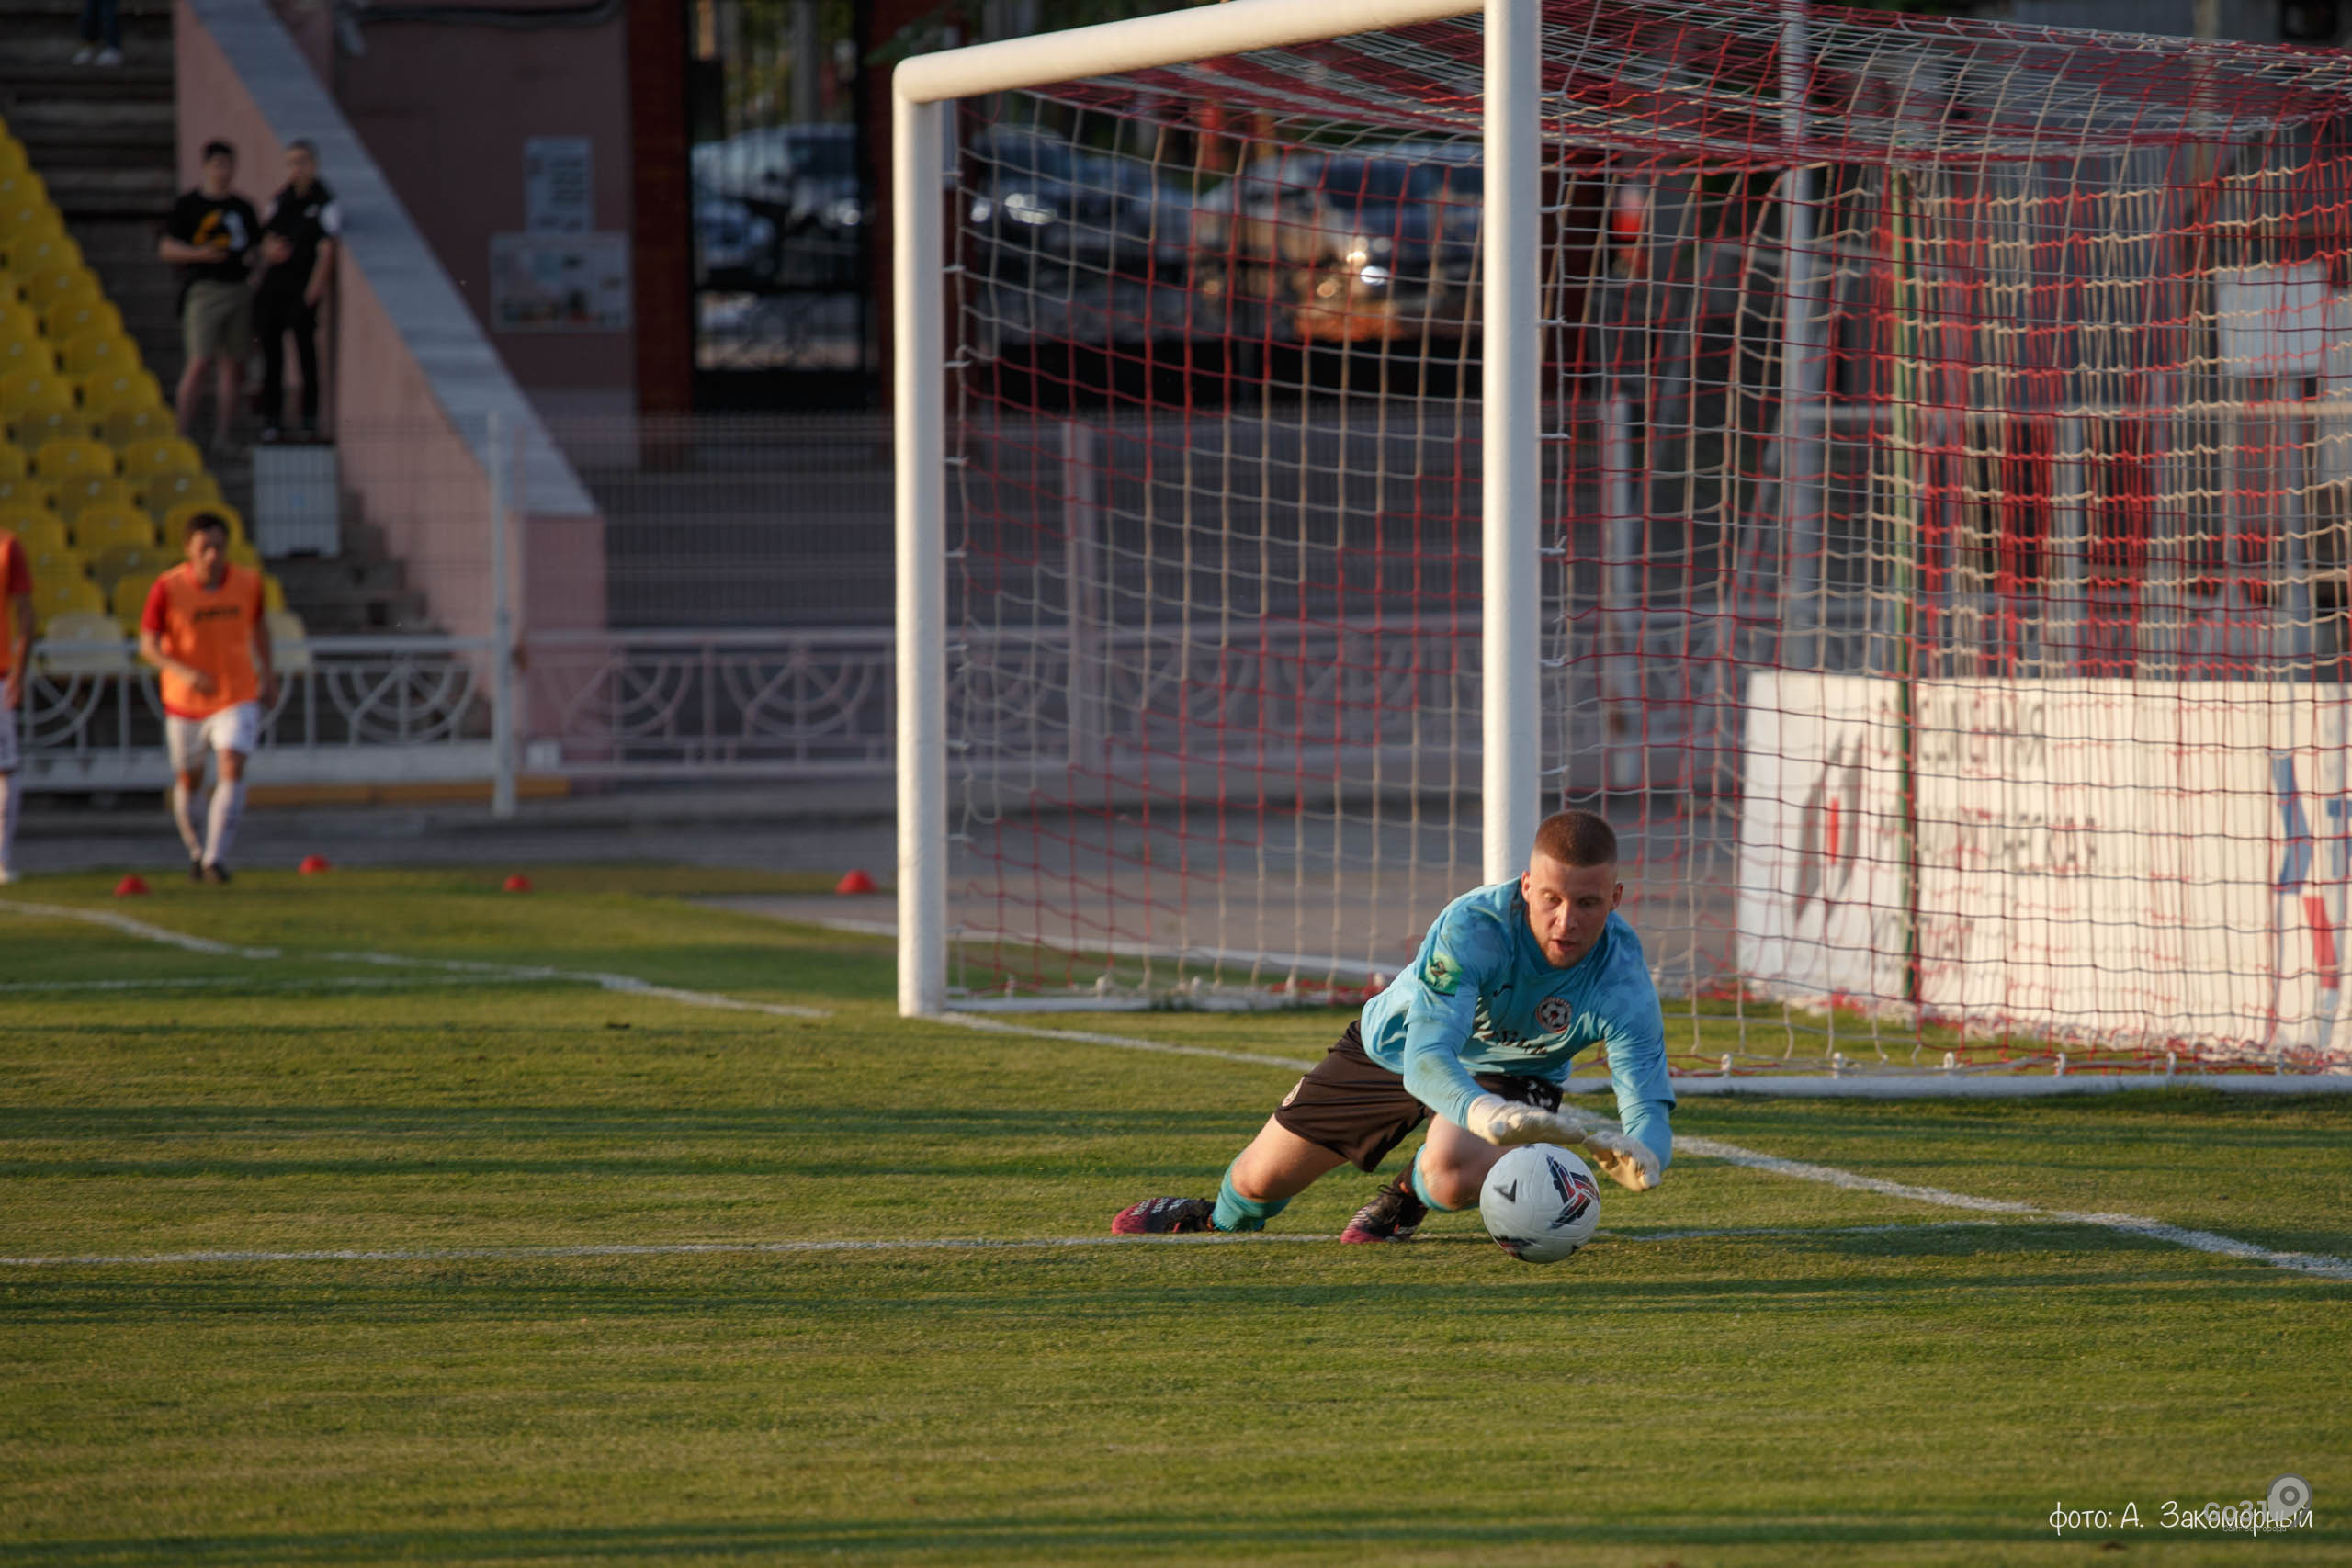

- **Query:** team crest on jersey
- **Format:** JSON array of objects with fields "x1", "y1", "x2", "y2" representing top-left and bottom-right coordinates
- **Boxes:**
[
  {"x1": 1423, "y1": 952, "x2": 1461, "y2": 996},
  {"x1": 1535, "y1": 997, "x2": 1570, "y2": 1032},
  {"x1": 1280, "y1": 1078, "x2": 1303, "y2": 1108}
]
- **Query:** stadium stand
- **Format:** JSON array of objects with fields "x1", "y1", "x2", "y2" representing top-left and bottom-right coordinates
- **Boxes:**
[{"x1": 0, "y1": 108, "x2": 293, "y2": 648}]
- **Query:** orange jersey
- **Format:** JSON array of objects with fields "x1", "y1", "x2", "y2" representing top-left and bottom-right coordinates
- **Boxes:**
[
  {"x1": 141, "y1": 562, "x2": 264, "y2": 718},
  {"x1": 0, "y1": 530, "x2": 28, "y2": 677}
]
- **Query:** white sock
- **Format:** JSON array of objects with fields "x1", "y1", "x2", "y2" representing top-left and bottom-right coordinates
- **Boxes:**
[
  {"x1": 0, "y1": 771, "x2": 17, "y2": 877},
  {"x1": 203, "y1": 779, "x2": 246, "y2": 868},
  {"x1": 171, "y1": 779, "x2": 204, "y2": 858}
]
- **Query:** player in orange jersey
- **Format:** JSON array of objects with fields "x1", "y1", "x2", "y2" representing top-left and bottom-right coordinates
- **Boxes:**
[
  {"x1": 139, "y1": 513, "x2": 276, "y2": 883},
  {"x1": 0, "y1": 520, "x2": 31, "y2": 885}
]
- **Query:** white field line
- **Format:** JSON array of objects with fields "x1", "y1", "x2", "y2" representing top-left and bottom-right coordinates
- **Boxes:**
[
  {"x1": 0, "y1": 974, "x2": 552, "y2": 995},
  {"x1": 935, "y1": 1010, "x2": 1317, "y2": 1071},
  {"x1": 956, "y1": 1015, "x2": 2352, "y2": 1283},
  {"x1": 0, "y1": 899, "x2": 828, "y2": 1020},
  {"x1": 0, "y1": 1220, "x2": 2005, "y2": 1269}
]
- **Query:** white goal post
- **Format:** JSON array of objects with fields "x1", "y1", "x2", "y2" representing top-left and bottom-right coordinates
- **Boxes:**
[
  {"x1": 888, "y1": 0, "x2": 2352, "y2": 1079},
  {"x1": 892, "y1": 0, "x2": 1541, "y2": 1018}
]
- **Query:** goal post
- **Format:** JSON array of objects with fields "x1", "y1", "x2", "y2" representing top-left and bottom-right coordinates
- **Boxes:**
[
  {"x1": 892, "y1": 0, "x2": 1540, "y2": 1017},
  {"x1": 893, "y1": 0, "x2": 2352, "y2": 1077}
]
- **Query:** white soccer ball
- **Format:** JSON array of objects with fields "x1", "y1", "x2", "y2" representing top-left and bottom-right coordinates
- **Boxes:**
[{"x1": 1480, "y1": 1143, "x2": 1601, "y2": 1263}]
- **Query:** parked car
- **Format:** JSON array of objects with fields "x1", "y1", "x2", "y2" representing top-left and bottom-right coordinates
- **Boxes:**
[
  {"x1": 965, "y1": 129, "x2": 1193, "y2": 281},
  {"x1": 693, "y1": 123, "x2": 865, "y2": 290},
  {"x1": 1191, "y1": 143, "x2": 1481, "y2": 343},
  {"x1": 693, "y1": 189, "x2": 780, "y2": 292}
]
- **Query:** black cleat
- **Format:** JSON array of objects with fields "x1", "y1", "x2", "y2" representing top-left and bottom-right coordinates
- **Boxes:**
[
  {"x1": 1340, "y1": 1174, "x2": 1427, "y2": 1244},
  {"x1": 187, "y1": 854, "x2": 204, "y2": 883},
  {"x1": 1111, "y1": 1196, "x2": 1217, "y2": 1235},
  {"x1": 200, "y1": 863, "x2": 232, "y2": 885}
]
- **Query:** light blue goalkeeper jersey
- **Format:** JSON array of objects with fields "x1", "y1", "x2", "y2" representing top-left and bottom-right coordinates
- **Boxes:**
[{"x1": 1357, "y1": 883, "x2": 1676, "y2": 1169}]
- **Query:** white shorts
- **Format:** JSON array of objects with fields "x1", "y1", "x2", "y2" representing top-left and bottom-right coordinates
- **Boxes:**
[
  {"x1": 0, "y1": 699, "x2": 17, "y2": 773},
  {"x1": 165, "y1": 701, "x2": 262, "y2": 773}
]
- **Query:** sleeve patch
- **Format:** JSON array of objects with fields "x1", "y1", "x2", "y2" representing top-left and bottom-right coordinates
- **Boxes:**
[{"x1": 1422, "y1": 951, "x2": 1462, "y2": 996}]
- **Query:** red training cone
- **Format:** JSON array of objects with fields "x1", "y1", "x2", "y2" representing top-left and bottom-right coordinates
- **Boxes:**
[
  {"x1": 503, "y1": 874, "x2": 533, "y2": 893},
  {"x1": 299, "y1": 854, "x2": 333, "y2": 875},
  {"x1": 835, "y1": 868, "x2": 876, "y2": 895},
  {"x1": 113, "y1": 874, "x2": 150, "y2": 897}
]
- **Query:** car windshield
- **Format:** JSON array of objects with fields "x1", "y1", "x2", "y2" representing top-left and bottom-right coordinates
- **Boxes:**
[
  {"x1": 1321, "y1": 159, "x2": 1417, "y2": 207},
  {"x1": 786, "y1": 133, "x2": 857, "y2": 179}
]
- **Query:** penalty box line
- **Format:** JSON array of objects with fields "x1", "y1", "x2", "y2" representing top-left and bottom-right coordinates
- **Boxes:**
[
  {"x1": 947, "y1": 1014, "x2": 2352, "y2": 1283},
  {"x1": 0, "y1": 899, "x2": 828, "y2": 1021},
  {"x1": 0, "y1": 1220, "x2": 2008, "y2": 1269}
]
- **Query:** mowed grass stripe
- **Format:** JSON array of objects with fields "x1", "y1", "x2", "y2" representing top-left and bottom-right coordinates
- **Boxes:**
[{"x1": 4, "y1": 867, "x2": 2349, "y2": 1563}]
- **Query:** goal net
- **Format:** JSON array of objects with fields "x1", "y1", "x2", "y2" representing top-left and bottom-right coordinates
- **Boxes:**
[{"x1": 920, "y1": 0, "x2": 2352, "y2": 1075}]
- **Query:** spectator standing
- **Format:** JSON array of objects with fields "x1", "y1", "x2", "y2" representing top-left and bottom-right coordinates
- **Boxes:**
[
  {"x1": 0, "y1": 524, "x2": 31, "y2": 884},
  {"x1": 160, "y1": 141, "x2": 261, "y2": 456},
  {"x1": 255, "y1": 140, "x2": 339, "y2": 441},
  {"x1": 70, "y1": 0, "x2": 120, "y2": 66}
]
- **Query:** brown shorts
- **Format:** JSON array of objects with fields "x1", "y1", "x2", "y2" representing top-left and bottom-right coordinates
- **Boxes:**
[
  {"x1": 183, "y1": 280, "x2": 252, "y2": 362},
  {"x1": 1272, "y1": 1022, "x2": 1563, "y2": 1173}
]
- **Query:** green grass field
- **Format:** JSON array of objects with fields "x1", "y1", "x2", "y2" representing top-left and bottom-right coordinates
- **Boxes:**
[{"x1": 3, "y1": 867, "x2": 2348, "y2": 1565}]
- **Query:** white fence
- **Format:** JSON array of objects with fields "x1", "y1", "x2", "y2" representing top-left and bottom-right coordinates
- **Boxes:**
[{"x1": 14, "y1": 629, "x2": 896, "y2": 792}]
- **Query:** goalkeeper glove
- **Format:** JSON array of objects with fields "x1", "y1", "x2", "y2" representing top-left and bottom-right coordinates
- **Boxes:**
[
  {"x1": 1582, "y1": 1127, "x2": 1662, "y2": 1191},
  {"x1": 1463, "y1": 1093, "x2": 1590, "y2": 1149}
]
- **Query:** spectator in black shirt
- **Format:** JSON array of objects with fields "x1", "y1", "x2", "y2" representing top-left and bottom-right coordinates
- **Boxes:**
[
  {"x1": 255, "y1": 140, "x2": 340, "y2": 441},
  {"x1": 160, "y1": 141, "x2": 262, "y2": 454}
]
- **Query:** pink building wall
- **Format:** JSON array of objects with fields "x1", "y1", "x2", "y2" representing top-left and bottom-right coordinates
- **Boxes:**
[{"x1": 175, "y1": 0, "x2": 605, "y2": 664}]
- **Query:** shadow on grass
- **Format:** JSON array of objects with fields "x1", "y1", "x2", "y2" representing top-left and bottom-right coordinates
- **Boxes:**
[{"x1": 1, "y1": 1510, "x2": 2089, "y2": 1564}]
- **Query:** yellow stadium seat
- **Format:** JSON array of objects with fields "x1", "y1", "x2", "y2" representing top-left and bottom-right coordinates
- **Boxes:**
[
  {"x1": 0, "y1": 334, "x2": 55, "y2": 378},
  {"x1": 24, "y1": 265, "x2": 97, "y2": 313},
  {"x1": 0, "y1": 140, "x2": 26, "y2": 179},
  {"x1": 0, "y1": 167, "x2": 51, "y2": 212},
  {"x1": 25, "y1": 542, "x2": 85, "y2": 586},
  {"x1": 0, "y1": 443, "x2": 20, "y2": 479},
  {"x1": 265, "y1": 609, "x2": 311, "y2": 675},
  {"x1": 53, "y1": 476, "x2": 135, "y2": 523},
  {"x1": 72, "y1": 502, "x2": 154, "y2": 553},
  {"x1": 0, "y1": 477, "x2": 56, "y2": 514},
  {"x1": 107, "y1": 572, "x2": 155, "y2": 625},
  {"x1": 9, "y1": 409, "x2": 88, "y2": 448},
  {"x1": 2, "y1": 510, "x2": 69, "y2": 555},
  {"x1": 262, "y1": 573, "x2": 286, "y2": 613},
  {"x1": 11, "y1": 241, "x2": 83, "y2": 285},
  {"x1": 0, "y1": 367, "x2": 72, "y2": 416},
  {"x1": 81, "y1": 368, "x2": 164, "y2": 421},
  {"x1": 40, "y1": 295, "x2": 121, "y2": 344},
  {"x1": 0, "y1": 302, "x2": 40, "y2": 344},
  {"x1": 36, "y1": 608, "x2": 131, "y2": 674},
  {"x1": 117, "y1": 436, "x2": 202, "y2": 480},
  {"x1": 33, "y1": 438, "x2": 113, "y2": 480},
  {"x1": 30, "y1": 573, "x2": 102, "y2": 627},
  {"x1": 58, "y1": 331, "x2": 140, "y2": 378},
  {"x1": 0, "y1": 210, "x2": 58, "y2": 261},
  {"x1": 99, "y1": 405, "x2": 175, "y2": 447},
  {"x1": 143, "y1": 472, "x2": 223, "y2": 514},
  {"x1": 91, "y1": 541, "x2": 166, "y2": 589}
]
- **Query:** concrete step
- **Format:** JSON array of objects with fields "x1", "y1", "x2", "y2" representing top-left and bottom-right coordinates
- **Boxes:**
[{"x1": 271, "y1": 558, "x2": 414, "y2": 599}]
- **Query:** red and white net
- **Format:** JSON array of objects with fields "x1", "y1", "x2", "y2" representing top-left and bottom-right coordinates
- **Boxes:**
[{"x1": 944, "y1": 0, "x2": 2352, "y2": 1074}]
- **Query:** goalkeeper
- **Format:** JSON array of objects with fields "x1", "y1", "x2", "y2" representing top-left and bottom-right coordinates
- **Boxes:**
[{"x1": 1112, "y1": 809, "x2": 1673, "y2": 1243}]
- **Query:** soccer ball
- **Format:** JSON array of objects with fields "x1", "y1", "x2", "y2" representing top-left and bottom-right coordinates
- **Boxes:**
[{"x1": 1480, "y1": 1144, "x2": 1601, "y2": 1263}]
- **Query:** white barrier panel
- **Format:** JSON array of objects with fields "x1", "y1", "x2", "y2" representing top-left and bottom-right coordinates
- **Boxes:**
[{"x1": 1739, "y1": 673, "x2": 2352, "y2": 1062}]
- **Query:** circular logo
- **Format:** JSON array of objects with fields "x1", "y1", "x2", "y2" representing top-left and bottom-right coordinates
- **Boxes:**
[
  {"x1": 2268, "y1": 1474, "x2": 2312, "y2": 1519},
  {"x1": 1536, "y1": 997, "x2": 1570, "y2": 1032}
]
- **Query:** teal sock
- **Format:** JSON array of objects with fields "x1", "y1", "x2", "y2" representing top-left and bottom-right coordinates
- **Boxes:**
[
  {"x1": 1409, "y1": 1156, "x2": 1461, "y2": 1213},
  {"x1": 1211, "y1": 1168, "x2": 1289, "y2": 1233}
]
